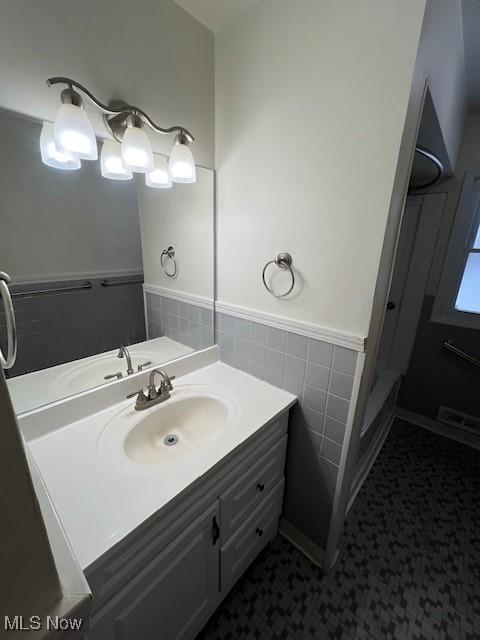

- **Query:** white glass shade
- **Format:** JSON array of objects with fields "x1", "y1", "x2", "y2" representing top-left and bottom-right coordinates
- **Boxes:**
[
  {"x1": 168, "y1": 140, "x2": 196, "y2": 183},
  {"x1": 100, "y1": 140, "x2": 133, "y2": 180},
  {"x1": 40, "y1": 122, "x2": 81, "y2": 170},
  {"x1": 121, "y1": 126, "x2": 153, "y2": 173},
  {"x1": 53, "y1": 103, "x2": 98, "y2": 160},
  {"x1": 146, "y1": 154, "x2": 172, "y2": 188}
]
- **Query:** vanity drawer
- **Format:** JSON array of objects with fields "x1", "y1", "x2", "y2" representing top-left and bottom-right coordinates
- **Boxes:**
[
  {"x1": 220, "y1": 478, "x2": 284, "y2": 594},
  {"x1": 219, "y1": 435, "x2": 287, "y2": 540}
]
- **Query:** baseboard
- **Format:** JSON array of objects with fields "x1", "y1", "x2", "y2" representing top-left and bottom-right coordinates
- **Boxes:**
[
  {"x1": 396, "y1": 407, "x2": 480, "y2": 451},
  {"x1": 279, "y1": 518, "x2": 324, "y2": 569},
  {"x1": 347, "y1": 411, "x2": 395, "y2": 515}
]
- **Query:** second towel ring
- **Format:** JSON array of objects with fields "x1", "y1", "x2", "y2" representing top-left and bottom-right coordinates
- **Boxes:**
[
  {"x1": 161, "y1": 246, "x2": 177, "y2": 278},
  {"x1": 262, "y1": 252, "x2": 295, "y2": 298}
]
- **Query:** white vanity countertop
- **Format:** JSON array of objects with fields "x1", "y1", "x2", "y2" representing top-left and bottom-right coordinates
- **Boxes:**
[{"x1": 27, "y1": 362, "x2": 296, "y2": 570}]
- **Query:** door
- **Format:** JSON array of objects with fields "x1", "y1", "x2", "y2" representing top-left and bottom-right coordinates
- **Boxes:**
[
  {"x1": 377, "y1": 193, "x2": 446, "y2": 373},
  {"x1": 90, "y1": 502, "x2": 220, "y2": 640}
]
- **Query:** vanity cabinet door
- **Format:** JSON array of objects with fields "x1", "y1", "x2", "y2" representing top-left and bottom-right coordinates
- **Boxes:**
[{"x1": 89, "y1": 502, "x2": 220, "y2": 640}]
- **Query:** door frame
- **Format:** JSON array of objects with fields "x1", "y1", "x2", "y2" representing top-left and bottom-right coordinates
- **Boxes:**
[{"x1": 324, "y1": 78, "x2": 432, "y2": 571}]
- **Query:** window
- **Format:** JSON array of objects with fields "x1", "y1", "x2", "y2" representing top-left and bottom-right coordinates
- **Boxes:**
[
  {"x1": 432, "y1": 173, "x2": 480, "y2": 329},
  {"x1": 455, "y1": 221, "x2": 480, "y2": 314}
]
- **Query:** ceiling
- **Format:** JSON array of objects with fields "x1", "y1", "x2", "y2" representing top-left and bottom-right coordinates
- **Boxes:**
[
  {"x1": 174, "y1": 0, "x2": 261, "y2": 33},
  {"x1": 463, "y1": 0, "x2": 480, "y2": 112}
]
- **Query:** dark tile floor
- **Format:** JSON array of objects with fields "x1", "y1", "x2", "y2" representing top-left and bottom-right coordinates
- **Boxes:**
[{"x1": 197, "y1": 420, "x2": 480, "y2": 639}]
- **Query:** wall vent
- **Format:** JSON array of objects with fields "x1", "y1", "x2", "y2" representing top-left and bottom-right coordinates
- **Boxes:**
[{"x1": 437, "y1": 406, "x2": 480, "y2": 435}]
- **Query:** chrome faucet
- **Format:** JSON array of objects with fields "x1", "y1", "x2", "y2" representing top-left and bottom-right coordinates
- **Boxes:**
[
  {"x1": 127, "y1": 368, "x2": 176, "y2": 411},
  {"x1": 117, "y1": 346, "x2": 134, "y2": 375}
]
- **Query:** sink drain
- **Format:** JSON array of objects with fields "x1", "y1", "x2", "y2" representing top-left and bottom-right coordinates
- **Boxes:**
[{"x1": 164, "y1": 434, "x2": 179, "y2": 447}]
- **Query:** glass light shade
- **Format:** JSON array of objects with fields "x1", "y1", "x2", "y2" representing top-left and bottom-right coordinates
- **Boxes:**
[
  {"x1": 146, "y1": 154, "x2": 172, "y2": 188},
  {"x1": 40, "y1": 122, "x2": 81, "y2": 170},
  {"x1": 54, "y1": 103, "x2": 98, "y2": 160},
  {"x1": 121, "y1": 126, "x2": 154, "y2": 173},
  {"x1": 100, "y1": 140, "x2": 133, "y2": 180},
  {"x1": 168, "y1": 140, "x2": 196, "y2": 183}
]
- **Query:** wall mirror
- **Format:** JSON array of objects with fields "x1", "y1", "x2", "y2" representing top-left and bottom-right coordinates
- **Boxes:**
[{"x1": 0, "y1": 107, "x2": 214, "y2": 415}]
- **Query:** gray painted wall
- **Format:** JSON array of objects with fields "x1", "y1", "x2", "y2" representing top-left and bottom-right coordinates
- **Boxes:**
[
  {"x1": 398, "y1": 296, "x2": 480, "y2": 419},
  {"x1": 0, "y1": 109, "x2": 142, "y2": 282}
]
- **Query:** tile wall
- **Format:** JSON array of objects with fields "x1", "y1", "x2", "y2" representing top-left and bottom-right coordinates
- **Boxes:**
[
  {"x1": 0, "y1": 275, "x2": 145, "y2": 377},
  {"x1": 216, "y1": 311, "x2": 358, "y2": 549},
  {"x1": 145, "y1": 291, "x2": 214, "y2": 351}
]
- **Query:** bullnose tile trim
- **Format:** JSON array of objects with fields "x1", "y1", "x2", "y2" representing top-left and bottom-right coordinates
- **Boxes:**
[
  {"x1": 144, "y1": 284, "x2": 214, "y2": 310},
  {"x1": 215, "y1": 301, "x2": 366, "y2": 352}
]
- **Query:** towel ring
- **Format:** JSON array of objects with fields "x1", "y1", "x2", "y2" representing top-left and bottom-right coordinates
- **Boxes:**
[
  {"x1": 160, "y1": 246, "x2": 177, "y2": 278},
  {"x1": 262, "y1": 252, "x2": 295, "y2": 298}
]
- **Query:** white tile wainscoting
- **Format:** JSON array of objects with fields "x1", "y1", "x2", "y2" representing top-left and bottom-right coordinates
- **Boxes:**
[{"x1": 215, "y1": 307, "x2": 363, "y2": 558}]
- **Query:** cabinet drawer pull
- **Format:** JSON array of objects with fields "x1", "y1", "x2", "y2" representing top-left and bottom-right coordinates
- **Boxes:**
[
  {"x1": 256, "y1": 482, "x2": 265, "y2": 492},
  {"x1": 255, "y1": 527, "x2": 264, "y2": 537},
  {"x1": 212, "y1": 516, "x2": 220, "y2": 546}
]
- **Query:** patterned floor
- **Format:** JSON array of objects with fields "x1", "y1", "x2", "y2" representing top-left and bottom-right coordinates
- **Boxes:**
[{"x1": 197, "y1": 421, "x2": 480, "y2": 639}]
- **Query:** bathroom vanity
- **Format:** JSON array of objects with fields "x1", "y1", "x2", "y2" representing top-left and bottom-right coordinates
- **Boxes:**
[{"x1": 21, "y1": 353, "x2": 296, "y2": 640}]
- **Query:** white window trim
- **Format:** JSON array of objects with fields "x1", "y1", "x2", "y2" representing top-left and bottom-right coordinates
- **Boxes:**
[{"x1": 432, "y1": 172, "x2": 480, "y2": 330}]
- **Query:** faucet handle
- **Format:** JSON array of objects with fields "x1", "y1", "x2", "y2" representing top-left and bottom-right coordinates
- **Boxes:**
[
  {"x1": 137, "y1": 361, "x2": 152, "y2": 372},
  {"x1": 161, "y1": 375, "x2": 176, "y2": 391},
  {"x1": 126, "y1": 388, "x2": 146, "y2": 401},
  {"x1": 105, "y1": 371, "x2": 123, "y2": 381}
]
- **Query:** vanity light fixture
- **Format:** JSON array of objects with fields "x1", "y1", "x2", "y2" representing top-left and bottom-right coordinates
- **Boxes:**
[
  {"x1": 44, "y1": 77, "x2": 196, "y2": 184},
  {"x1": 121, "y1": 115, "x2": 154, "y2": 173},
  {"x1": 168, "y1": 132, "x2": 196, "y2": 183},
  {"x1": 53, "y1": 87, "x2": 98, "y2": 160},
  {"x1": 40, "y1": 122, "x2": 81, "y2": 170},
  {"x1": 146, "y1": 154, "x2": 172, "y2": 189},
  {"x1": 100, "y1": 140, "x2": 133, "y2": 180}
]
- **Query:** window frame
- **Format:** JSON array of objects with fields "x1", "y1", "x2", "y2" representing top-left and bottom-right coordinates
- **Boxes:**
[{"x1": 432, "y1": 172, "x2": 480, "y2": 330}]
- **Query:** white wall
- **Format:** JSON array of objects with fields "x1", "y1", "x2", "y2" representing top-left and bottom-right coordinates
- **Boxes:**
[
  {"x1": 0, "y1": 109, "x2": 142, "y2": 282},
  {"x1": 215, "y1": 0, "x2": 427, "y2": 339},
  {"x1": 137, "y1": 165, "x2": 214, "y2": 300},
  {"x1": 0, "y1": 0, "x2": 214, "y2": 168}
]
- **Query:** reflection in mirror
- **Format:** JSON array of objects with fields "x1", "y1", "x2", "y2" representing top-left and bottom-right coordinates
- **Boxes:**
[{"x1": 0, "y1": 108, "x2": 214, "y2": 414}]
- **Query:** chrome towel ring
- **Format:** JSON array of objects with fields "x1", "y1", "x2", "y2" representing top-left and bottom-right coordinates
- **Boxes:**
[
  {"x1": 0, "y1": 271, "x2": 17, "y2": 369},
  {"x1": 160, "y1": 246, "x2": 177, "y2": 278},
  {"x1": 262, "y1": 253, "x2": 295, "y2": 298}
]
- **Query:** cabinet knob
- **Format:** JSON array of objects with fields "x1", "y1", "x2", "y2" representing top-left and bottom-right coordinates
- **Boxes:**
[
  {"x1": 256, "y1": 482, "x2": 265, "y2": 492},
  {"x1": 256, "y1": 527, "x2": 263, "y2": 537}
]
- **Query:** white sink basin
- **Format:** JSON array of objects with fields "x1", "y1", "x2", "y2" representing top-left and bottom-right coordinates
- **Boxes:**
[
  {"x1": 97, "y1": 384, "x2": 238, "y2": 466},
  {"x1": 57, "y1": 350, "x2": 156, "y2": 395},
  {"x1": 125, "y1": 396, "x2": 228, "y2": 464}
]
